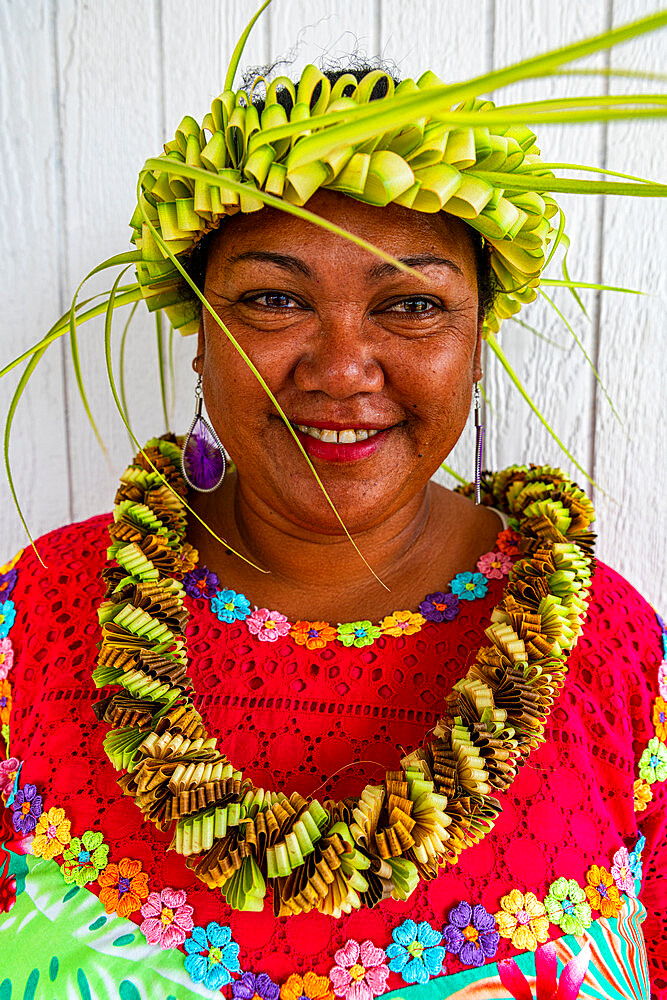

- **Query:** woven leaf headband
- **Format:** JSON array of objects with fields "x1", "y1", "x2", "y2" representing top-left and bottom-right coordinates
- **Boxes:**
[{"x1": 3, "y1": 1, "x2": 667, "y2": 554}]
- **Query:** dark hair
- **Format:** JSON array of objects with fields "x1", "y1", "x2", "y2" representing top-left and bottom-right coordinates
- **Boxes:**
[{"x1": 184, "y1": 64, "x2": 497, "y2": 320}]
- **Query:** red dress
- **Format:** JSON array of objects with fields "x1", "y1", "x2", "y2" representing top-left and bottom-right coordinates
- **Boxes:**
[{"x1": 4, "y1": 512, "x2": 667, "y2": 997}]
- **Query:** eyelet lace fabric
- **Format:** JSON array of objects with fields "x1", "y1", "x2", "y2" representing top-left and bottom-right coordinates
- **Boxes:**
[{"x1": 7, "y1": 513, "x2": 667, "y2": 991}]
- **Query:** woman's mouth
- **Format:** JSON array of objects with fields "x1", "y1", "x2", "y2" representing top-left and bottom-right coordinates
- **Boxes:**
[{"x1": 288, "y1": 421, "x2": 393, "y2": 462}]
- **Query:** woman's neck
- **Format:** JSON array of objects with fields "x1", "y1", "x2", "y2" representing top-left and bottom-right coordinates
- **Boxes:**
[{"x1": 187, "y1": 471, "x2": 502, "y2": 622}]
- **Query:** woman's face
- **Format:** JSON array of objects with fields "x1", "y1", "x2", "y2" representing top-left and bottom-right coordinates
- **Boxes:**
[{"x1": 199, "y1": 189, "x2": 482, "y2": 534}]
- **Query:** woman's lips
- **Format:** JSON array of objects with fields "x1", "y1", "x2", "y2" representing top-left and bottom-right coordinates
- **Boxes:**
[{"x1": 292, "y1": 427, "x2": 392, "y2": 462}]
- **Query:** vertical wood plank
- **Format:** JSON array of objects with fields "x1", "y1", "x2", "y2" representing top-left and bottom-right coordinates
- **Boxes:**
[
  {"x1": 54, "y1": 0, "x2": 164, "y2": 522},
  {"x1": 593, "y1": 0, "x2": 667, "y2": 608},
  {"x1": 0, "y1": 0, "x2": 71, "y2": 558}
]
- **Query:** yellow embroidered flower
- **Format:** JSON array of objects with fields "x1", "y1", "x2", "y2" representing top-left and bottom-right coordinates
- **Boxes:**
[
  {"x1": 31, "y1": 806, "x2": 72, "y2": 860},
  {"x1": 0, "y1": 552, "x2": 22, "y2": 575},
  {"x1": 494, "y1": 889, "x2": 549, "y2": 951},
  {"x1": 379, "y1": 610, "x2": 426, "y2": 638},
  {"x1": 633, "y1": 777, "x2": 653, "y2": 812},
  {"x1": 584, "y1": 864, "x2": 622, "y2": 918},
  {"x1": 653, "y1": 696, "x2": 667, "y2": 742}
]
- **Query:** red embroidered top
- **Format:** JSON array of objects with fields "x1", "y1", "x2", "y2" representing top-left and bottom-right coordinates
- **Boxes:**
[{"x1": 7, "y1": 513, "x2": 667, "y2": 995}]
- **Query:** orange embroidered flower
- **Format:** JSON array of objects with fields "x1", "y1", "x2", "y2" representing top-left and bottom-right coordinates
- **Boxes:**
[
  {"x1": 291, "y1": 621, "x2": 337, "y2": 650},
  {"x1": 31, "y1": 806, "x2": 71, "y2": 860},
  {"x1": 494, "y1": 889, "x2": 549, "y2": 951},
  {"x1": 0, "y1": 552, "x2": 22, "y2": 575},
  {"x1": 633, "y1": 777, "x2": 653, "y2": 812},
  {"x1": 281, "y1": 971, "x2": 334, "y2": 1000},
  {"x1": 98, "y1": 857, "x2": 149, "y2": 917},
  {"x1": 174, "y1": 542, "x2": 199, "y2": 577},
  {"x1": 379, "y1": 610, "x2": 425, "y2": 638},
  {"x1": 0, "y1": 680, "x2": 11, "y2": 726},
  {"x1": 496, "y1": 529, "x2": 521, "y2": 556},
  {"x1": 653, "y1": 696, "x2": 667, "y2": 741},
  {"x1": 584, "y1": 865, "x2": 622, "y2": 917}
]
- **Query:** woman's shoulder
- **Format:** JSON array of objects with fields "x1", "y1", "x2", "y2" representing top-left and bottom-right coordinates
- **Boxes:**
[{"x1": 8, "y1": 511, "x2": 112, "y2": 583}]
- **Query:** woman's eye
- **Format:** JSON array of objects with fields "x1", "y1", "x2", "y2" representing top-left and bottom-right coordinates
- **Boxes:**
[
  {"x1": 385, "y1": 297, "x2": 441, "y2": 315},
  {"x1": 247, "y1": 292, "x2": 298, "y2": 309}
]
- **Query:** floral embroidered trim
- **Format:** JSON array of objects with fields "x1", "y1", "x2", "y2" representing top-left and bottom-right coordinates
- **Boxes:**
[
  {"x1": 31, "y1": 806, "x2": 71, "y2": 860},
  {"x1": 283, "y1": 972, "x2": 334, "y2": 1000},
  {"x1": 386, "y1": 919, "x2": 445, "y2": 984},
  {"x1": 329, "y1": 939, "x2": 389, "y2": 1000},
  {"x1": 543, "y1": 877, "x2": 592, "y2": 936},
  {"x1": 583, "y1": 864, "x2": 622, "y2": 918},
  {"x1": 61, "y1": 830, "x2": 109, "y2": 887},
  {"x1": 494, "y1": 889, "x2": 550, "y2": 952},
  {"x1": 632, "y1": 611, "x2": 666, "y2": 811},
  {"x1": 184, "y1": 921, "x2": 240, "y2": 990},
  {"x1": 98, "y1": 856, "x2": 150, "y2": 917},
  {"x1": 443, "y1": 901, "x2": 499, "y2": 967},
  {"x1": 140, "y1": 888, "x2": 194, "y2": 949}
]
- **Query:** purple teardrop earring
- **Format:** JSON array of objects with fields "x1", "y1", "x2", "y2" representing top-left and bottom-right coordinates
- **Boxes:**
[
  {"x1": 473, "y1": 380, "x2": 484, "y2": 505},
  {"x1": 181, "y1": 374, "x2": 226, "y2": 492}
]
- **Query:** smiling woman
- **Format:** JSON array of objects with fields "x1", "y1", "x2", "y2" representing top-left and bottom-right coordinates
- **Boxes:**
[{"x1": 0, "y1": 5, "x2": 666, "y2": 1000}]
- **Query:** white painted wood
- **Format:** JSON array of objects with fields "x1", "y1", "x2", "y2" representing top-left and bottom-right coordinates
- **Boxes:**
[
  {"x1": 0, "y1": 0, "x2": 71, "y2": 560},
  {"x1": 592, "y1": 0, "x2": 667, "y2": 609},
  {"x1": 0, "y1": 0, "x2": 664, "y2": 608}
]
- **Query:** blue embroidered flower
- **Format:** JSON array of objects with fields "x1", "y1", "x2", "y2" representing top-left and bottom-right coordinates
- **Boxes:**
[
  {"x1": 443, "y1": 901, "x2": 499, "y2": 967},
  {"x1": 386, "y1": 919, "x2": 445, "y2": 984},
  {"x1": 184, "y1": 921, "x2": 240, "y2": 990},
  {"x1": 629, "y1": 834, "x2": 646, "y2": 884},
  {"x1": 211, "y1": 588, "x2": 252, "y2": 623},
  {"x1": 450, "y1": 572, "x2": 488, "y2": 602},
  {"x1": 0, "y1": 601, "x2": 16, "y2": 639}
]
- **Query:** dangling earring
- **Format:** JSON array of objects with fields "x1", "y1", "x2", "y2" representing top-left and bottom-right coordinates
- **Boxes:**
[
  {"x1": 473, "y1": 380, "x2": 485, "y2": 505},
  {"x1": 181, "y1": 374, "x2": 226, "y2": 492}
]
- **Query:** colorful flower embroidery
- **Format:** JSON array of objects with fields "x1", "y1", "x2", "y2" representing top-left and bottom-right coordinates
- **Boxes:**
[
  {"x1": 0, "y1": 600, "x2": 15, "y2": 638},
  {"x1": 0, "y1": 757, "x2": 20, "y2": 799},
  {"x1": 61, "y1": 830, "x2": 109, "y2": 887},
  {"x1": 233, "y1": 972, "x2": 280, "y2": 1000},
  {"x1": 494, "y1": 889, "x2": 549, "y2": 952},
  {"x1": 476, "y1": 551, "x2": 512, "y2": 579},
  {"x1": 282, "y1": 972, "x2": 334, "y2": 1000},
  {"x1": 419, "y1": 591, "x2": 459, "y2": 623},
  {"x1": 183, "y1": 567, "x2": 219, "y2": 600},
  {"x1": 211, "y1": 588, "x2": 252, "y2": 623},
  {"x1": 337, "y1": 621, "x2": 382, "y2": 649},
  {"x1": 0, "y1": 639, "x2": 13, "y2": 680},
  {"x1": 291, "y1": 620, "x2": 338, "y2": 650},
  {"x1": 658, "y1": 658, "x2": 667, "y2": 700},
  {"x1": 98, "y1": 857, "x2": 150, "y2": 917},
  {"x1": 450, "y1": 572, "x2": 488, "y2": 602},
  {"x1": 610, "y1": 847, "x2": 636, "y2": 897},
  {"x1": 31, "y1": 806, "x2": 71, "y2": 860},
  {"x1": 653, "y1": 696, "x2": 667, "y2": 741},
  {"x1": 386, "y1": 919, "x2": 445, "y2": 985},
  {"x1": 0, "y1": 680, "x2": 12, "y2": 726},
  {"x1": 544, "y1": 878, "x2": 592, "y2": 935},
  {"x1": 0, "y1": 568, "x2": 17, "y2": 600},
  {"x1": 246, "y1": 608, "x2": 291, "y2": 642},
  {"x1": 184, "y1": 922, "x2": 240, "y2": 990},
  {"x1": 633, "y1": 776, "x2": 653, "y2": 812},
  {"x1": 11, "y1": 781, "x2": 42, "y2": 834},
  {"x1": 629, "y1": 835, "x2": 645, "y2": 885},
  {"x1": 496, "y1": 528, "x2": 521, "y2": 556},
  {"x1": 175, "y1": 542, "x2": 199, "y2": 576},
  {"x1": 443, "y1": 901, "x2": 499, "y2": 967},
  {"x1": 638, "y1": 736, "x2": 667, "y2": 783},
  {"x1": 584, "y1": 864, "x2": 622, "y2": 917},
  {"x1": 329, "y1": 939, "x2": 389, "y2": 1000},
  {"x1": 140, "y1": 888, "x2": 194, "y2": 949},
  {"x1": 379, "y1": 610, "x2": 425, "y2": 638}
]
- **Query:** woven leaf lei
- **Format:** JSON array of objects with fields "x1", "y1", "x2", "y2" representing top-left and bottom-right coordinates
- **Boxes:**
[{"x1": 95, "y1": 436, "x2": 595, "y2": 917}]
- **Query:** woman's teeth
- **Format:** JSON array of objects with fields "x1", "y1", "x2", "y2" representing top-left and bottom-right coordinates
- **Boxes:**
[{"x1": 294, "y1": 425, "x2": 381, "y2": 443}]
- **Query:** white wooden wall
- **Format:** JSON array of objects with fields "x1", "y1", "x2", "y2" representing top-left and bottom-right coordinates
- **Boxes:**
[{"x1": 1, "y1": 0, "x2": 665, "y2": 609}]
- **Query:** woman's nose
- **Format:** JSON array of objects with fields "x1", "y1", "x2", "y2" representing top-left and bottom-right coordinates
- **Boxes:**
[{"x1": 293, "y1": 310, "x2": 384, "y2": 399}]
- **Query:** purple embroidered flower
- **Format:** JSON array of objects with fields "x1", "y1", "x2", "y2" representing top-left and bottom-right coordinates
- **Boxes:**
[
  {"x1": 11, "y1": 782, "x2": 43, "y2": 835},
  {"x1": 419, "y1": 591, "x2": 459, "y2": 623},
  {"x1": 443, "y1": 901, "x2": 499, "y2": 967},
  {"x1": 233, "y1": 971, "x2": 280, "y2": 1000},
  {"x1": 182, "y1": 567, "x2": 219, "y2": 601},
  {"x1": 0, "y1": 568, "x2": 17, "y2": 601}
]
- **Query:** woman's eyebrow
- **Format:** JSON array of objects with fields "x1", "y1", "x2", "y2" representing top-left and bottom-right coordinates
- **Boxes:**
[
  {"x1": 367, "y1": 254, "x2": 464, "y2": 280},
  {"x1": 225, "y1": 250, "x2": 313, "y2": 277}
]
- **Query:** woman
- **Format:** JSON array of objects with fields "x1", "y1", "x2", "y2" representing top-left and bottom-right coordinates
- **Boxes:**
[{"x1": 1, "y1": 7, "x2": 665, "y2": 999}]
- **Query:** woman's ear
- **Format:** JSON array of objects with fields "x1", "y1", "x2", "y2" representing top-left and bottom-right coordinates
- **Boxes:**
[
  {"x1": 193, "y1": 324, "x2": 205, "y2": 374},
  {"x1": 472, "y1": 318, "x2": 484, "y2": 382}
]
